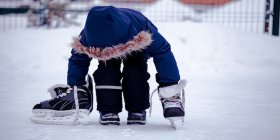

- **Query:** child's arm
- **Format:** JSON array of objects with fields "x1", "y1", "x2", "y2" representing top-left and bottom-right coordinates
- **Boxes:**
[
  {"x1": 145, "y1": 21, "x2": 180, "y2": 85},
  {"x1": 67, "y1": 49, "x2": 92, "y2": 86}
]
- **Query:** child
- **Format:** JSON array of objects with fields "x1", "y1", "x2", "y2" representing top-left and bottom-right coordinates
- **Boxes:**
[{"x1": 31, "y1": 6, "x2": 186, "y2": 127}]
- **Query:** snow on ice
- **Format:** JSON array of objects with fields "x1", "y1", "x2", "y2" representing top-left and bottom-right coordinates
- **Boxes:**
[{"x1": 0, "y1": 14, "x2": 280, "y2": 140}]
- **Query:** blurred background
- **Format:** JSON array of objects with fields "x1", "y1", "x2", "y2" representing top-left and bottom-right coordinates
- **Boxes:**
[{"x1": 0, "y1": 0, "x2": 279, "y2": 36}]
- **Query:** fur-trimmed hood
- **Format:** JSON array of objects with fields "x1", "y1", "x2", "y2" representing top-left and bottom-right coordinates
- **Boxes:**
[
  {"x1": 71, "y1": 31, "x2": 152, "y2": 61},
  {"x1": 70, "y1": 6, "x2": 153, "y2": 61},
  {"x1": 67, "y1": 6, "x2": 180, "y2": 86}
]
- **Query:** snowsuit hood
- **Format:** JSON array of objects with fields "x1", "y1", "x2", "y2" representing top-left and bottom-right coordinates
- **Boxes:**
[{"x1": 71, "y1": 6, "x2": 153, "y2": 61}]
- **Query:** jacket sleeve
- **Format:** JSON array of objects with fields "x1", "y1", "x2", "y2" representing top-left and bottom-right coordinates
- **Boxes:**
[
  {"x1": 67, "y1": 49, "x2": 92, "y2": 86},
  {"x1": 145, "y1": 20, "x2": 180, "y2": 84}
]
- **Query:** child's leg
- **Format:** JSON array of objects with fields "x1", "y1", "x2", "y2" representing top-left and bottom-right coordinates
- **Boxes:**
[
  {"x1": 122, "y1": 53, "x2": 150, "y2": 112},
  {"x1": 93, "y1": 59, "x2": 122, "y2": 113}
]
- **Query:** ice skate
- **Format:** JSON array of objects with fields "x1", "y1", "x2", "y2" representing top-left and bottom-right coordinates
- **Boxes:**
[
  {"x1": 127, "y1": 111, "x2": 146, "y2": 125},
  {"x1": 31, "y1": 75, "x2": 93, "y2": 125},
  {"x1": 99, "y1": 112, "x2": 120, "y2": 125},
  {"x1": 150, "y1": 79, "x2": 187, "y2": 129}
]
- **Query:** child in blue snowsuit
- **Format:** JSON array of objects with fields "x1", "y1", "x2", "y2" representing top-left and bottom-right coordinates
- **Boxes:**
[{"x1": 31, "y1": 6, "x2": 186, "y2": 126}]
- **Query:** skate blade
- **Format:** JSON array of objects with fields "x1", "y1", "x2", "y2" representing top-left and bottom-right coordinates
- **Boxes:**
[
  {"x1": 32, "y1": 109, "x2": 90, "y2": 117},
  {"x1": 166, "y1": 117, "x2": 184, "y2": 129},
  {"x1": 31, "y1": 109, "x2": 91, "y2": 125}
]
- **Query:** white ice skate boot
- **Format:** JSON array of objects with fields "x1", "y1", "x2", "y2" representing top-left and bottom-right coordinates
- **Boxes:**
[
  {"x1": 31, "y1": 75, "x2": 93, "y2": 125},
  {"x1": 150, "y1": 79, "x2": 187, "y2": 129}
]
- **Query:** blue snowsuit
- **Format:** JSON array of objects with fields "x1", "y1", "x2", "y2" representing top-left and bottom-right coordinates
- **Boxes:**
[
  {"x1": 68, "y1": 6, "x2": 180, "y2": 87},
  {"x1": 68, "y1": 6, "x2": 181, "y2": 113}
]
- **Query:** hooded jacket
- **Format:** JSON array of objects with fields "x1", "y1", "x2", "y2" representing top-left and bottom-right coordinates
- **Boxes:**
[{"x1": 68, "y1": 6, "x2": 180, "y2": 86}]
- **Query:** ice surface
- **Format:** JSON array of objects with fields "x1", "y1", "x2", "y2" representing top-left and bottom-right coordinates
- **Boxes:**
[{"x1": 0, "y1": 21, "x2": 280, "y2": 140}]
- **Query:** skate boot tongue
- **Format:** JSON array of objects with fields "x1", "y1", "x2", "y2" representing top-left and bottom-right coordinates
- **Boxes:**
[{"x1": 47, "y1": 84, "x2": 71, "y2": 98}]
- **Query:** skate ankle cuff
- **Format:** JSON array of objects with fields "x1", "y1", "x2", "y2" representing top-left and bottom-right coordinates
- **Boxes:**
[{"x1": 158, "y1": 79, "x2": 187, "y2": 98}]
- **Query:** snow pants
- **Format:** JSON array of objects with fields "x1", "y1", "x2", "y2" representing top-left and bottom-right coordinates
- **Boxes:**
[{"x1": 93, "y1": 53, "x2": 150, "y2": 113}]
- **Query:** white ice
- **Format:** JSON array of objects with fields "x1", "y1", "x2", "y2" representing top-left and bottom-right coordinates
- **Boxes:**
[{"x1": 0, "y1": 21, "x2": 280, "y2": 140}]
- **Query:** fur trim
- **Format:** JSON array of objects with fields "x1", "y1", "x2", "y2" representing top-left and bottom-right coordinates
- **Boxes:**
[{"x1": 71, "y1": 31, "x2": 152, "y2": 61}]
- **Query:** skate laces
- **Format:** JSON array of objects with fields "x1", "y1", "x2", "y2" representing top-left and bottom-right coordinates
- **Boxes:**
[
  {"x1": 149, "y1": 89, "x2": 158, "y2": 117},
  {"x1": 73, "y1": 86, "x2": 80, "y2": 123},
  {"x1": 49, "y1": 85, "x2": 80, "y2": 124},
  {"x1": 149, "y1": 85, "x2": 186, "y2": 117},
  {"x1": 56, "y1": 85, "x2": 80, "y2": 123}
]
